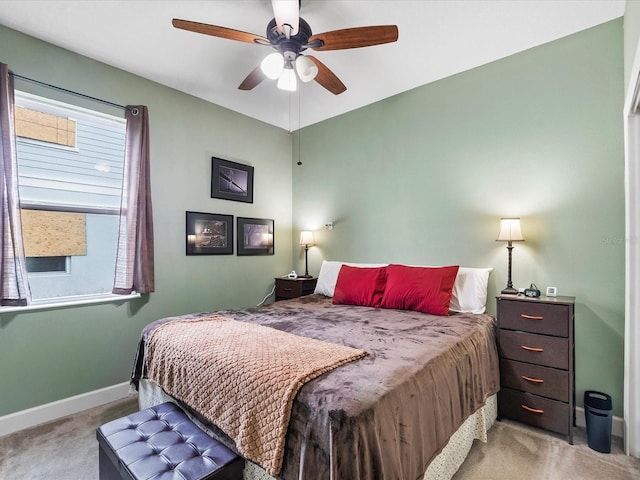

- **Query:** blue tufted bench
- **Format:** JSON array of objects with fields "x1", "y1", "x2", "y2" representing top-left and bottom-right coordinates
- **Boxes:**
[{"x1": 96, "y1": 402, "x2": 243, "y2": 480}]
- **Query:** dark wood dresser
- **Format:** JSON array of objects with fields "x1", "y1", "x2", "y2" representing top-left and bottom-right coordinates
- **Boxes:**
[
  {"x1": 497, "y1": 294, "x2": 575, "y2": 443},
  {"x1": 274, "y1": 277, "x2": 317, "y2": 301}
]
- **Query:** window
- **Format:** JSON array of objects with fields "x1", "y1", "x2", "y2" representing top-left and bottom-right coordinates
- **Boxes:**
[
  {"x1": 14, "y1": 91, "x2": 126, "y2": 302},
  {"x1": 26, "y1": 256, "x2": 67, "y2": 273}
]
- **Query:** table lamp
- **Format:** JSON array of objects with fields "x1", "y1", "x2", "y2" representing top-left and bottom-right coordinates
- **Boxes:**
[
  {"x1": 299, "y1": 231, "x2": 314, "y2": 278},
  {"x1": 496, "y1": 218, "x2": 524, "y2": 295}
]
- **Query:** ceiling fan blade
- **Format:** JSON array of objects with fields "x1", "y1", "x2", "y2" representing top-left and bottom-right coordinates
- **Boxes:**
[
  {"x1": 307, "y1": 56, "x2": 346, "y2": 95},
  {"x1": 172, "y1": 19, "x2": 270, "y2": 45},
  {"x1": 238, "y1": 65, "x2": 267, "y2": 91},
  {"x1": 271, "y1": 0, "x2": 300, "y2": 35},
  {"x1": 308, "y1": 25, "x2": 398, "y2": 51}
]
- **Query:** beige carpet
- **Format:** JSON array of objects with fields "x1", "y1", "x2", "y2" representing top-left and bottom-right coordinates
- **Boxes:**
[
  {"x1": 0, "y1": 395, "x2": 138, "y2": 479},
  {"x1": 1, "y1": 395, "x2": 639, "y2": 479},
  {"x1": 454, "y1": 418, "x2": 640, "y2": 480}
]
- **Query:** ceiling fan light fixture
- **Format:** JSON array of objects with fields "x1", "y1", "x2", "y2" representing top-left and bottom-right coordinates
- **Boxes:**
[
  {"x1": 271, "y1": 0, "x2": 299, "y2": 36},
  {"x1": 295, "y1": 55, "x2": 318, "y2": 82},
  {"x1": 261, "y1": 52, "x2": 285, "y2": 79},
  {"x1": 277, "y1": 67, "x2": 297, "y2": 91}
]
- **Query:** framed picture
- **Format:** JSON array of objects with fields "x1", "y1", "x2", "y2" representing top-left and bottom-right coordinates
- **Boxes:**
[
  {"x1": 237, "y1": 217, "x2": 274, "y2": 256},
  {"x1": 211, "y1": 157, "x2": 254, "y2": 203},
  {"x1": 186, "y1": 211, "x2": 233, "y2": 255}
]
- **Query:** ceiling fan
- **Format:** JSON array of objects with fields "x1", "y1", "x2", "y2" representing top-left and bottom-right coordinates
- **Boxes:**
[{"x1": 172, "y1": 0, "x2": 399, "y2": 95}]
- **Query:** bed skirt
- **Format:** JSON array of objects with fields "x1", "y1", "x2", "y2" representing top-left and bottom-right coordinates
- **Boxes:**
[{"x1": 138, "y1": 379, "x2": 497, "y2": 480}]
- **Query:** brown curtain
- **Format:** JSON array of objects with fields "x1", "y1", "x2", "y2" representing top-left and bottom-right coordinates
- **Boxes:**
[
  {"x1": 113, "y1": 105, "x2": 155, "y2": 294},
  {"x1": 0, "y1": 63, "x2": 31, "y2": 305}
]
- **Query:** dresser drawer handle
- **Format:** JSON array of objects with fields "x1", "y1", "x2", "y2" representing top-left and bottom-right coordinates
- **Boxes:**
[
  {"x1": 521, "y1": 375, "x2": 544, "y2": 383},
  {"x1": 521, "y1": 314, "x2": 544, "y2": 320},
  {"x1": 521, "y1": 404, "x2": 544, "y2": 414},
  {"x1": 521, "y1": 345, "x2": 544, "y2": 352},
  {"x1": 282, "y1": 288, "x2": 293, "y2": 292}
]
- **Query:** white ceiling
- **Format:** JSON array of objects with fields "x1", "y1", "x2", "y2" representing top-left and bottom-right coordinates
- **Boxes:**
[{"x1": 0, "y1": 0, "x2": 625, "y2": 130}]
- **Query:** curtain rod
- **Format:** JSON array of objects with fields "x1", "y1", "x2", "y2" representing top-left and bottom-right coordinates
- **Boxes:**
[{"x1": 10, "y1": 72, "x2": 136, "y2": 114}]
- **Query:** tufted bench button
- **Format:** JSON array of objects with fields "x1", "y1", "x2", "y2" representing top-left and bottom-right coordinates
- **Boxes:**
[{"x1": 96, "y1": 402, "x2": 243, "y2": 480}]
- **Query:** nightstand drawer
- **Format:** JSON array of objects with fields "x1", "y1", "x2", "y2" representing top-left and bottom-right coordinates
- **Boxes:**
[
  {"x1": 498, "y1": 330, "x2": 568, "y2": 369},
  {"x1": 500, "y1": 358, "x2": 569, "y2": 402},
  {"x1": 274, "y1": 277, "x2": 317, "y2": 300},
  {"x1": 276, "y1": 281, "x2": 303, "y2": 299},
  {"x1": 499, "y1": 300, "x2": 569, "y2": 337},
  {"x1": 500, "y1": 388, "x2": 570, "y2": 435}
]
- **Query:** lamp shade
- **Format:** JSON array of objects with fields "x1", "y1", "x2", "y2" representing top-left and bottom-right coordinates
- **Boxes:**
[
  {"x1": 299, "y1": 230, "x2": 314, "y2": 246},
  {"x1": 277, "y1": 67, "x2": 297, "y2": 91},
  {"x1": 496, "y1": 218, "x2": 524, "y2": 242},
  {"x1": 295, "y1": 55, "x2": 318, "y2": 82},
  {"x1": 261, "y1": 52, "x2": 284, "y2": 79}
]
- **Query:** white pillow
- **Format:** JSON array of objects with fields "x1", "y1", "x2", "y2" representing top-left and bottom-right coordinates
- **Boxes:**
[
  {"x1": 449, "y1": 267, "x2": 493, "y2": 314},
  {"x1": 314, "y1": 261, "x2": 492, "y2": 314}
]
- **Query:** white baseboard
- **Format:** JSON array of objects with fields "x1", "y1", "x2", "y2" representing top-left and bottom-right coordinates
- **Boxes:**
[
  {"x1": 575, "y1": 406, "x2": 624, "y2": 438},
  {"x1": 0, "y1": 381, "x2": 135, "y2": 438}
]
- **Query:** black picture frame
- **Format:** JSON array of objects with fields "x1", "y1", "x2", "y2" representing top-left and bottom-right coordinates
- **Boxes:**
[
  {"x1": 186, "y1": 211, "x2": 233, "y2": 255},
  {"x1": 237, "y1": 217, "x2": 274, "y2": 256},
  {"x1": 211, "y1": 157, "x2": 254, "y2": 203}
]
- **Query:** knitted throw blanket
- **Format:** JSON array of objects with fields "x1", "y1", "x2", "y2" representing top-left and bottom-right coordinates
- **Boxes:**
[{"x1": 145, "y1": 315, "x2": 367, "y2": 475}]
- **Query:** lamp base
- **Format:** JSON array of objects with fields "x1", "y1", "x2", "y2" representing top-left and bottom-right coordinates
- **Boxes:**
[
  {"x1": 297, "y1": 274, "x2": 313, "y2": 279},
  {"x1": 501, "y1": 287, "x2": 519, "y2": 295}
]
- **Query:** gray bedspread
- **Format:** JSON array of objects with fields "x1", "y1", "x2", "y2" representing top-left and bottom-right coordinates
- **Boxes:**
[{"x1": 131, "y1": 295, "x2": 499, "y2": 480}]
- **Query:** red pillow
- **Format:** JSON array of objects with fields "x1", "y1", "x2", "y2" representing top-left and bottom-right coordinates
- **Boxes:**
[
  {"x1": 332, "y1": 265, "x2": 387, "y2": 308},
  {"x1": 381, "y1": 264, "x2": 459, "y2": 316}
]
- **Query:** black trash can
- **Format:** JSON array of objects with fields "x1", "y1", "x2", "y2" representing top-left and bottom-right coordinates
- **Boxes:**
[{"x1": 584, "y1": 390, "x2": 612, "y2": 453}]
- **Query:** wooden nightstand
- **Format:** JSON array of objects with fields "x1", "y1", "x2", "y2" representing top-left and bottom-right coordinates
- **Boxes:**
[
  {"x1": 496, "y1": 294, "x2": 575, "y2": 444},
  {"x1": 274, "y1": 277, "x2": 318, "y2": 301}
]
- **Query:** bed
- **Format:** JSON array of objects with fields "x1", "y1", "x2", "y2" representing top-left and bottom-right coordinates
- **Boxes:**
[{"x1": 131, "y1": 262, "x2": 500, "y2": 480}]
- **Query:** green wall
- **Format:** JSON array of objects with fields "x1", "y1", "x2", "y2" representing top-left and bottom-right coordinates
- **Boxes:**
[
  {"x1": 0, "y1": 26, "x2": 293, "y2": 416},
  {"x1": 292, "y1": 20, "x2": 625, "y2": 416}
]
